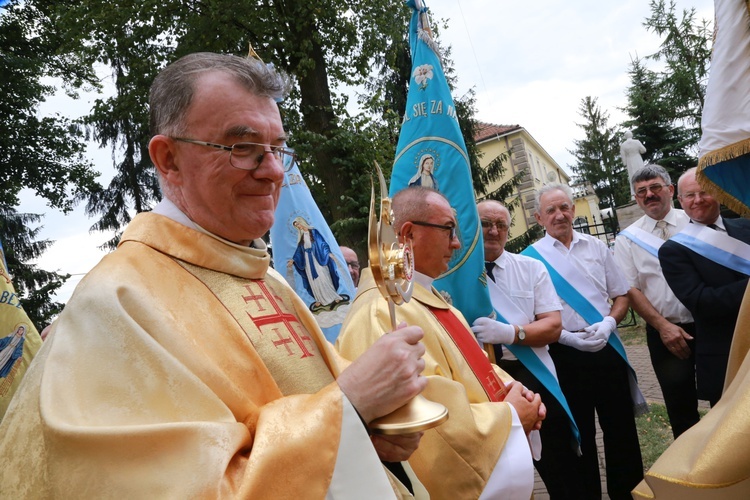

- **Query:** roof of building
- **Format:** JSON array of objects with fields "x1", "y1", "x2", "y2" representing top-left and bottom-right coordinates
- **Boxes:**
[{"x1": 473, "y1": 122, "x2": 522, "y2": 143}]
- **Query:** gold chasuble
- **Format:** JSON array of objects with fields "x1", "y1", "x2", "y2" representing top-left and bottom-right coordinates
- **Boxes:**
[
  {"x1": 338, "y1": 268, "x2": 513, "y2": 500},
  {"x1": 0, "y1": 213, "x2": 404, "y2": 498},
  {"x1": 633, "y1": 281, "x2": 750, "y2": 499}
]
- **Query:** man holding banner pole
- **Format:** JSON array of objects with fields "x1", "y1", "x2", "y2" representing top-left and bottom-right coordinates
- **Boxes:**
[{"x1": 523, "y1": 183, "x2": 645, "y2": 500}]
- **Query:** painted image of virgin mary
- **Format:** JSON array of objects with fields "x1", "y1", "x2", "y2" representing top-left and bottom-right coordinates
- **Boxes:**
[
  {"x1": 0, "y1": 325, "x2": 26, "y2": 378},
  {"x1": 408, "y1": 154, "x2": 438, "y2": 191},
  {"x1": 290, "y1": 217, "x2": 347, "y2": 312}
]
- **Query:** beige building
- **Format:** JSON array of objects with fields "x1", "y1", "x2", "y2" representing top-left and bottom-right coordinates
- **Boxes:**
[{"x1": 474, "y1": 122, "x2": 607, "y2": 244}]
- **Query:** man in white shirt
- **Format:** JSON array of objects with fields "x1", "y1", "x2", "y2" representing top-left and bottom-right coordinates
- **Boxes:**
[
  {"x1": 524, "y1": 183, "x2": 644, "y2": 500},
  {"x1": 473, "y1": 200, "x2": 589, "y2": 498},
  {"x1": 614, "y1": 164, "x2": 699, "y2": 438}
]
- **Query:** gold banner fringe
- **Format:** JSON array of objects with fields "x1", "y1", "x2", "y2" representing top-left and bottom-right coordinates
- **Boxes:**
[{"x1": 697, "y1": 137, "x2": 750, "y2": 216}]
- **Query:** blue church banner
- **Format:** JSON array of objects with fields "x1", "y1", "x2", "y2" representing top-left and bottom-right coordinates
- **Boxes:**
[
  {"x1": 270, "y1": 153, "x2": 356, "y2": 344},
  {"x1": 390, "y1": 0, "x2": 493, "y2": 323}
]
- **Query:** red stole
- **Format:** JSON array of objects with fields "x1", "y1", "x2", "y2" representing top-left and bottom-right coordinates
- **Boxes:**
[{"x1": 428, "y1": 306, "x2": 507, "y2": 402}]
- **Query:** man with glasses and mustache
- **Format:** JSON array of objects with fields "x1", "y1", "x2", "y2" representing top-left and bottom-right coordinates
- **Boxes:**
[
  {"x1": 614, "y1": 164, "x2": 700, "y2": 438},
  {"x1": 659, "y1": 167, "x2": 750, "y2": 406},
  {"x1": 338, "y1": 186, "x2": 545, "y2": 499},
  {"x1": 0, "y1": 53, "x2": 431, "y2": 498}
]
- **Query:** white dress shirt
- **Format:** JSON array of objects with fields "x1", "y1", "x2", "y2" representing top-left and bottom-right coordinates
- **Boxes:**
[
  {"x1": 613, "y1": 208, "x2": 693, "y2": 324},
  {"x1": 543, "y1": 232, "x2": 630, "y2": 332},
  {"x1": 488, "y1": 251, "x2": 562, "y2": 362}
]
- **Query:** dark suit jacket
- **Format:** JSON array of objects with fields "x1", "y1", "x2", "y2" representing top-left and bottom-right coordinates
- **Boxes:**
[{"x1": 659, "y1": 217, "x2": 750, "y2": 402}]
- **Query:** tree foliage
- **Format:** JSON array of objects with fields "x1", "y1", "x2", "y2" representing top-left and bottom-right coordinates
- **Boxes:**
[
  {"x1": 0, "y1": 1, "x2": 99, "y2": 211},
  {"x1": 620, "y1": 57, "x2": 697, "y2": 177},
  {"x1": 643, "y1": 0, "x2": 711, "y2": 134},
  {"x1": 571, "y1": 0, "x2": 711, "y2": 210},
  {"x1": 569, "y1": 96, "x2": 628, "y2": 210},
  {"x1": 0, "y1": 1, "x2": 100, "y2": 324},
  {"x1": 616, "y1": 0, "x2": 711, "y2": 181}
]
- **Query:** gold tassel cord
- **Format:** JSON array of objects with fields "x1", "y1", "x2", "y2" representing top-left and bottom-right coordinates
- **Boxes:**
[{"x1": 697, "y1": 137, "x2": 750, "y2": 215}]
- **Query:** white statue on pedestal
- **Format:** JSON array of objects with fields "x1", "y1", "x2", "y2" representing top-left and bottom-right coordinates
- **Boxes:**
[{"x1": 620, "y1": 131, "x2": 646, "y2": 199}]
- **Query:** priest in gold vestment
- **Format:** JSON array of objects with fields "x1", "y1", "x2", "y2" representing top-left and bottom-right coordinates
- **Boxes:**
[
  {"x1": 338, "y1": 187, "x2": 545, "y2": 499},
  {"x1": 0, "y1": 53, "x2": 429, "y2": 498}
]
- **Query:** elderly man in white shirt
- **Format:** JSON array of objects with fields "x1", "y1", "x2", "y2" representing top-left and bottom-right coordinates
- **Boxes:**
[
  {"x1": 523, "y1": 183, "x2": 644, "y2": 500},
  {"x1": 471, "y1": 200, "x2": 590, "y2": 499}
]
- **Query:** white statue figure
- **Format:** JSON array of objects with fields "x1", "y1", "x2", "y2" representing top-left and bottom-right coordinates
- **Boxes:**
[{"x1": 620, "y1": 131, "x2": 646, "y2": 199}]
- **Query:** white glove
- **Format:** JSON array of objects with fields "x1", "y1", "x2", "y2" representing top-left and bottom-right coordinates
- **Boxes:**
[
  {"x1": 583, "y1": 316, "x2": 617, "y2": 343},
  {"x1": 471, "y1": 317, "x2": 516, "y2": 345},
  {"x1": 559, "y1": 329, "x2": 607, "y2": 352}
]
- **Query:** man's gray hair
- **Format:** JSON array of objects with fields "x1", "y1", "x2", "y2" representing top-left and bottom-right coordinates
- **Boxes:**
[
  {"x1": 149, "y1": 52, "x2": 291, "y2": 137},
  {"x1": 631, "y1": 164, "x2": 671, "y2": 188},
  {"x1": 533, "y1": 183, "x2": 573, "y2": 214}
]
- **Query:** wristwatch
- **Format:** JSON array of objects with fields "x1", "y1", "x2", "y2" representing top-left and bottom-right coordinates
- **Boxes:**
[{"x1": 516, "y1": 325, "x2": 526, "y2": 344}]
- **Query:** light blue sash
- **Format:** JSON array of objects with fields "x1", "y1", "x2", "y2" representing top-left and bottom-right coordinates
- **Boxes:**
[
  {"x1": 619, "y1": 227, "x2": 665, "y2": 258},
  {"x1": 522, "y1": 244, "x2": 648, "y2": 416},
  {"x1": 492, "y1": 307, "x2": 581, "y2": 449},
  {"x1": 672, "y1": 224, "x2": 750, "y2": 276}
]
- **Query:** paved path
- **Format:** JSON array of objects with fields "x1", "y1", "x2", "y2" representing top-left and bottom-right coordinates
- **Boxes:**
[{"x1": 531, "y1": 344, "x2": 708, "y2": 499}]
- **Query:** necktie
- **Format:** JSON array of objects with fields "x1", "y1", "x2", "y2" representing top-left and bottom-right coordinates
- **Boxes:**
[
  {"x1": 708, "y1": 223, "x2": 724, "y2": 232},
  {"x1": 655, "y1": 220, "x2": 670, "y2": 240},
  {"x1": 485, "y1": 262, "x2": 496, "y2": 282}
]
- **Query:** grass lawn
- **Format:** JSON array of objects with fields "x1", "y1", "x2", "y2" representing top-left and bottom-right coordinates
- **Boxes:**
[
  {"x1": 636, "y1": 403, "x2": 674, "y2": 470},
  {"x1": 637, "y1": 403, "x2": 709, "y2": 470},
  {"x1": 618, "y1": 309, "x2": 647, "y2": 346}
]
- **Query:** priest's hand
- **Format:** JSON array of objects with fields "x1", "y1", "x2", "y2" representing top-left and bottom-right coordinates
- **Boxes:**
[
  {"x1": 372, "y1": 432, "x2": 424, "y2": 462},
  {"x1": 471, "y1": 317, "x2": 516, "y2": 345},
  {"x1": 519, "y1": 383, "x2": 546, "y2": 432},
  {"x1": 337, "y1": 323, "x2": 427, "y2": 424},
  {"x1": 504, "y1": 382, "x2": 544, "y2": 434}
]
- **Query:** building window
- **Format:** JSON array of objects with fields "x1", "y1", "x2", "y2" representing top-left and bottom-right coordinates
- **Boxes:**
[{"x1": 573, "y1": 216, "x2": 590, "y2": 234}]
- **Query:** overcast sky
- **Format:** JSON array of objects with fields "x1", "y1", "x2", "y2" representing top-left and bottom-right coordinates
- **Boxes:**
[{"x1": 17, "y1": 0, "x2": 715, "y2": 303}]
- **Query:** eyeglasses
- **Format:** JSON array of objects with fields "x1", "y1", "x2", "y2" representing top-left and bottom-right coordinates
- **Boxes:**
[
  {"x1": 346, "y1": 260, "x2": 360, "y2": 270},
  {"x1": 411, "y1": 220, "x2": 457, "y2": 240},
  {"x1": 173, "y1": 138, "x2": 297, "y2": 171},
  {"x1": 635, "y1": 183, "x2": 668, "y2": 199},
  {"x1": 679, "y1": 191, "x2": 709, "y2": 202},
  {"x1": 480, "y1": 220, "x2": 509, "y2": 231}
]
